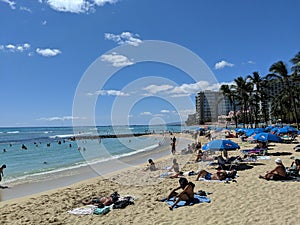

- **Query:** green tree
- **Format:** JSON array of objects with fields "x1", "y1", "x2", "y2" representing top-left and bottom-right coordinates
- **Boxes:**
[{"x1": 266, "y1": 61, "x2": 299, "y2": 129}]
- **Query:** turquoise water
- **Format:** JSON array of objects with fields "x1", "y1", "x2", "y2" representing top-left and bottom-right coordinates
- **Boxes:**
[{"x1": 0, "y1": 125, "x2": 187, "y2": 184}]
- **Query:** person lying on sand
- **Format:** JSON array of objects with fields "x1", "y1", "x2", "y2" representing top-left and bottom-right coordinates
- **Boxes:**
[
  {"x1": 167, "y1": 177, "x2": 195, "y2": 210},
  {"x1": 259, "y1": 158, "x2": 287, "y2": 180},
  {"x1": 82, "y1": 192, "x2": 119, "y2": 207},
  {"x1": 195, "y1": 169, "x2": 237, "y2": 181}
]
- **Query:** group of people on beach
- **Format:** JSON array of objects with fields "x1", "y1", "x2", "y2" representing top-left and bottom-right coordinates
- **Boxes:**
[{"x1": 140, "y1": 131, "x2": 300, "y2": 210}]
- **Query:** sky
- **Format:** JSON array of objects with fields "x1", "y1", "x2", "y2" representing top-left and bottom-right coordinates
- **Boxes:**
[{"x1": 0, "y1": 0, "x2": 299, "y2": 127}]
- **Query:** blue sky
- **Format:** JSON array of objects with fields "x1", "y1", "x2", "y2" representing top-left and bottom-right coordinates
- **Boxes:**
[{"x1": 0, "y1": 0, "x2": 299, "y2": 127}]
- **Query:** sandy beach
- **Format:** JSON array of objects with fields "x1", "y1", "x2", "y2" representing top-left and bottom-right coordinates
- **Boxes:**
[{"x1": 1, "y1": 133, "x2": 300, "y2": 225}]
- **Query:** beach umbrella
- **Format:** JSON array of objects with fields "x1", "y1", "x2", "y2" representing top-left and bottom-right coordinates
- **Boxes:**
[
  {"x1": 270, "y1": 127, "x2": 280, "y2": 133},
  {"x1": 255, "y1": 128, "x2": 265, "y2": 133},
  {"x1": 202, "y1": 139, "x2": 240, "y2": 151},
  {"x1": 235, "y1": 128, "x2": 246, "y2": 133},
  {"x1": 276, "y1": 126, "x2": 298, "y2": 134},
  {"x1": 265, "y1": 125, "x2": 274, "y2": 132},
  {"x1": 245, "y1": 129, "x2": 255, "y2": 137},
  {"x1": 253, "y1": 132, "x2": 282, "y2": 143}
]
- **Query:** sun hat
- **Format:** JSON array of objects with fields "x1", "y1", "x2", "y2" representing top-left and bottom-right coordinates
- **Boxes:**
[{"x1": 275, "y1": 158, "x2": 282, "y2": 164}]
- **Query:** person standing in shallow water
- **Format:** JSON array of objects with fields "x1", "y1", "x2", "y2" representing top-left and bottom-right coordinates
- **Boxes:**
[
  {"x1": 0, "y1": 164, "x2": 7, "y2": 182},
  {"x1": 171, "y1": 136, "x2": 176, "y2": 155}
]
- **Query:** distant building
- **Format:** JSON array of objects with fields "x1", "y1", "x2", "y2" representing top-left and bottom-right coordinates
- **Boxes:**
[
  {"x1": 195, "y1": 90, "x2": 234, "y2": 124},
  {"x1": 185, "y1": 113, "x2": 196, "y2": 126}
]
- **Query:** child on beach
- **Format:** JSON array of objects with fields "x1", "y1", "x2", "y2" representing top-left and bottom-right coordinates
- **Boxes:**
[
  {"x1": 0, "y1": 164, "x2": 7, "y2": 182},
  {"x1": 144, "y1": 159, "x2": 157, "y2": 171}
]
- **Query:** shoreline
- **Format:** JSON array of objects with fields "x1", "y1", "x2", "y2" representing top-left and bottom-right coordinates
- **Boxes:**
[
  {"x1": 0, "y1": 136, "x2": 300, "y2": 224},
  {"x1": 0, "y1": 133, "x2": 194, "y2": 202}
]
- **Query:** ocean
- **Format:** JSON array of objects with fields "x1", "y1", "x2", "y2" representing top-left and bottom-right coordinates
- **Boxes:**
[{"x1": 0, "y1": 125, "x2": 192, "y2": 185}]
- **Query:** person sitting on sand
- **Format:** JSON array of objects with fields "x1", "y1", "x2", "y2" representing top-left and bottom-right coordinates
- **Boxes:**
[
  {"x1": 82, "y1": 192, "x2": 119, "y2": 207},
  {"x1": 167, "y1": 177, "x2": 195, "y2": 210},
  {"x1": 195, "y1": 149, "x2": 204, "y2": 162},
  {"x1": 287, "y1": 159, "x2": 300, "y2": 177},
  {"x1": 169, "y1": 158, "x2": 180, "y2": 173},
  {"x1": 259, "y1": 158, "x2": 287, "y2": 180},
  {"x1": 144, "y1": 159, "x2": 157, "y2": 171}
]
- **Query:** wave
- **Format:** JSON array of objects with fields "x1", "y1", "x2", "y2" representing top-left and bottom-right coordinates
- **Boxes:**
[
  {"x1": 50, "y1": 132, "x2": 94, "y2": 139},
  {"x1": 6, "y1": 131, "x2": 20, "y2": 134},
  {"x1": 3, "y1": 142, "x2": 160, "y2": 186}
]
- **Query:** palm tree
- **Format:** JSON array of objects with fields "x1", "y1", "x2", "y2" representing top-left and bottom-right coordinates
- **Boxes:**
[
  {"x1": 232, "y1": 77, "x2": 252, "y2": 127},
  {"x1": 290, "y1": 51, "x2": 300, "y2": 73},
  {"x1": 220, "y1": 84, "x2": 238, "y2": 127},
  {"x1": 247, "y1": 72, "x2": 263, "y2": 127},
  {"x1": 266, "y1": 61, "x2": 299, "y2": 129},
  {"x1": 259, "y1": 80, "x2": 271, "y2": 125}
]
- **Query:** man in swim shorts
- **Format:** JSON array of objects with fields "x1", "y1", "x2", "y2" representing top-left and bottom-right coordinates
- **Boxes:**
[{"x1": 195, "y1": 169, "x2": 227, "y2": 181}]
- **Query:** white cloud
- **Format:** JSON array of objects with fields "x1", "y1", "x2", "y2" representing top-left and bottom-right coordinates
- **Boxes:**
[
  {"x1": 160, "y1": 110, "x2": 170, "y2": 113},
  {"x1": 20, "y1": 6, "x2": 32, "y2": 12},
  {"x1": 36, "y1": 48, "x2": 61, "y2": 57},
  {"x1": 104, "y1": 32, "x2": 142, "y2": 46},
  {"x1": 37, "y1": 116, "x2": 81, "y2": 121},
  {"x1": 93, "y1": 0, "x2": 118, "y2": 6},
  {"x1": 143, "y1": 84, "x2": 173, "y2": 95},
  {"x1": 45, "y1": 0, "x2": 119, "y2": 13},
  {"x1": 214, "y1": 60, "x2": 234, "y2": 70},
  {"x1": 0, "y1": 0, "x2": 16, "y2": 9},
  {"x1": 42, "y1": 20, "x2": 47, "y2": 25},
  {"x1": 140, "y1": 112, "x2": 152, "y2": 116},
  {"x1": 247, "y1": 60, "x2": 255, "y2": 64},
  {"x1": 0, "y1": 43, "x2": 30, "y2": 52},
  {"x1": 87, "y1": 89, "x2": 130, "y2": 96},
  {"x1": 101, "y1": 52, "x2": 134, "y2": 67},
  {"x1": 141, "y1": 81, "x2": 234, "y2": 98},
  {"x1": 46, "y1": 0, "x2": 91, "y2": 13}
]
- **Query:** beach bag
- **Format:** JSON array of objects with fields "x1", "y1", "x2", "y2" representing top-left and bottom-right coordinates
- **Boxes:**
[
  {"x1": 110, "y1": 191, "x2": 120, "y2": 203},
  {"x1": 112, "y1": 197, "x2": 134, "y2": 209}
]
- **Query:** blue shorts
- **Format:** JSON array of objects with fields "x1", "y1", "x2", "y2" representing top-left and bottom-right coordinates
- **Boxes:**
[{"x1": 205, "y1": 173, "x2": 211, "y2": 180}]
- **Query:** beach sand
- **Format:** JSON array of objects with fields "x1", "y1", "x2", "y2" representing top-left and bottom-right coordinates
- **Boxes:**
[{"x1": 1, "y1": 134, "x2": 300, "y2": 225}]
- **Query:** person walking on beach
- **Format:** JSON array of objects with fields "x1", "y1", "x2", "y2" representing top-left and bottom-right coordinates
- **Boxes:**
[
  {"x1": 0, "y1": 164, "x2": 7, "y2": 182},
  {"x1": 171, "y1": 136, "x2": 176, "y2": 155}
]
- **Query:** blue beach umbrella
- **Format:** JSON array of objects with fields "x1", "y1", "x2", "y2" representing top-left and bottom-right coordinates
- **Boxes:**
[
  {"x1": 255, "y1": 128, "x2": 265, "y2": 133},
  {"x1": 276, "y1": 126, "x2": 298, "y2": 134},
  {"x1": 265, "y1": 125, "x2": 274, "y2": 132},
  {"x1": 202, "y1": 139, "x2": 240, "y2": 151},
  {"x1": 253, "y1": 132, "x2": 282, "y2": 143},
  {"x1": 270, "y1": 127, "x2": 279, "y2": 133},
  {"x1": 245, "y1": 129, "x2": 255, "y2": 137}
]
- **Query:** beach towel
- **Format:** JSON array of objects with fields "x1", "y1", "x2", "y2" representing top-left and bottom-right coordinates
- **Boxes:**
[
  {"x1": 93, "y1": 206, "x2": 110, "y2": 215},
  {"x1": 257, "y1": 156, "x2": 271, "y2": 160},
  {"x1": 68, "y1": 205, "x2": 97, "y2": 215},
  {"x1": 165, "y1": 195, "x2": 210, "y2": 209}
]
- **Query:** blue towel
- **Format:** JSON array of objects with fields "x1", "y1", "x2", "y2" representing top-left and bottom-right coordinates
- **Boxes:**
[{"x1": 165, "y1": 195, "x2": 210, "y2": 209}]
